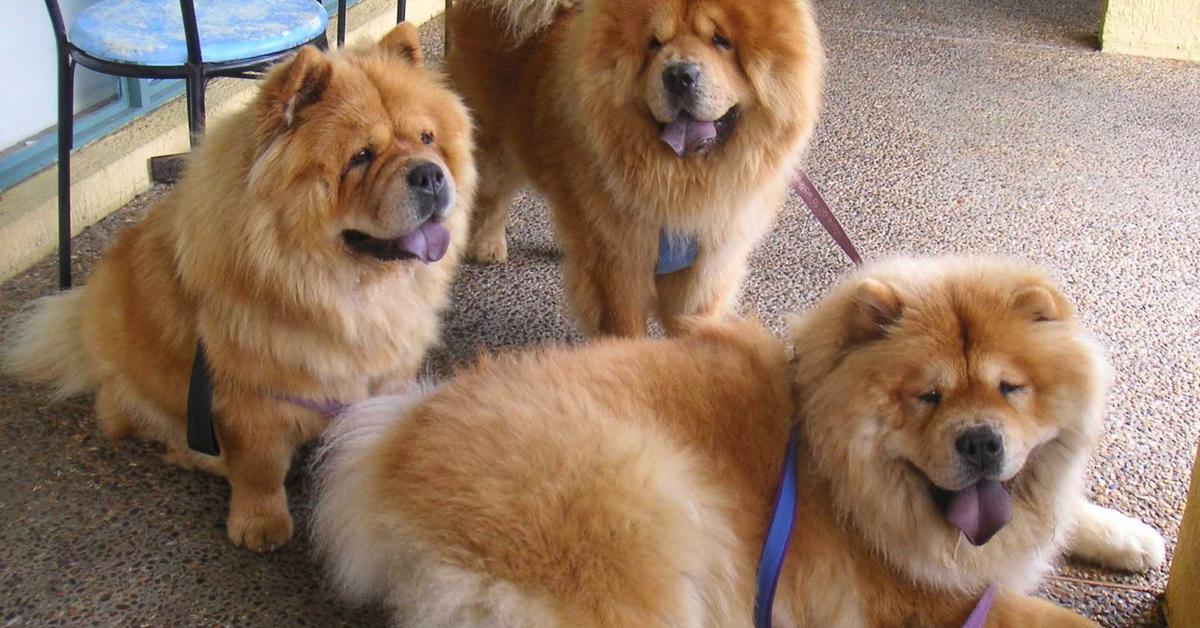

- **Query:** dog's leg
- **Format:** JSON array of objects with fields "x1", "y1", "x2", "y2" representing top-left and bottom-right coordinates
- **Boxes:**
[
  {"x1": 555, "y1": 214, "x2": 656, "y2": 337},
  {"x1": 656, "y1": 257, "x2": 743, "y2": 336},
  {"x1": 95, "y1": 384, "x2": 135, "y2": 441},
  {"x1": 467, "y1": 139, "x2": 521, "y2": 264},
  {"x1": 1067, "y1": 498, "x2": 1166, "y2": 572},
  {"x1": 219, "y1": 395, "x2": 307, "y2": 551},
  {"x1": 658, "y1": 193, "x2": 781, "y2": 335},
  {"x1": 565, "y1": 253, "x2": 652, "y2": 337},
  {"x1": 656, "y1": 234, "x2": 755, "y2": 336}
]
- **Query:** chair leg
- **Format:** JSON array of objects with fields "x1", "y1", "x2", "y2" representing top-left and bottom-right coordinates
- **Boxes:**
[
  {"x1": 56, "y1": 54, "x2": 76, "y2": 290},
  {"x1": 444, "y1": 0, "x2": 452, "y2": 54},
  {"x1": 397, "y1": 0, "x2": 405, "y2": 23},
  {"x1": 338, "y1": 0, "x2": 347, "y2": 47},
  {"x1": 185, "y1": 65, "x2": 207, "y2": 147}
]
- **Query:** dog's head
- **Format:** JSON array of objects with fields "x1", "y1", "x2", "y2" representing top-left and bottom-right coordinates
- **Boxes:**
[
  {"x1": 237, "y1": 24, "x2": 476, "y2": 273},
  {"x1": 571, "y1": 0, "x2": 823, "y2": 160},
  {"x1": 789, "y1": 256, "x2": 1107, "y2": 591}
]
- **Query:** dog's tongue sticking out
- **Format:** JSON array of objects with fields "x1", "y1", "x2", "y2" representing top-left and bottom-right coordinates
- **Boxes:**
[
  {"x1": 399, "y1": 221, "x2": 450, "y2": 263},
  {"x1": 942, "y1": 479, "x2": 1012, "y2": 546},
  {"x1": 660, "y1": 113, "x2": 718, "y2": 156}
]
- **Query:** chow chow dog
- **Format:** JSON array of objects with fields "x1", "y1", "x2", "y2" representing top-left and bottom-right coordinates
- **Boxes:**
[
  {"x1": 311, "y1": 256, "x2": 1163, "y2": 625},
  {"x1": 447, "y1": 0, "x2": 824, "y2": 336},
  {"x1": 1, "y1": 25, "x2": 476, "y2": 551}
]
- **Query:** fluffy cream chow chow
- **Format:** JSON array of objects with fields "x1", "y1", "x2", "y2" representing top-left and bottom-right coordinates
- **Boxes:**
[{"x1": 310, "y1": 255, "x2": 1164, "y2": 625}]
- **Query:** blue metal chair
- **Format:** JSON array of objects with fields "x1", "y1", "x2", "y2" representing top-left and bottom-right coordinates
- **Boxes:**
[{"x1": 44, "y1": 0, "x2": 331, "y2": 289}]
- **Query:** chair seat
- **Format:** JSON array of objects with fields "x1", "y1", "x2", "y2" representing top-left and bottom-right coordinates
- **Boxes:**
[{"x1": 70, "y1": 0, "x2": 329, "y2": 67}]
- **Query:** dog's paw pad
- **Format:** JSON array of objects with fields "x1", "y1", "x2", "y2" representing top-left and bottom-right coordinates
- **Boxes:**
[
  {"x1": 1110, "y1": 519, "x2": 1167, "y2": 572},
  {"x1": 227, "y1": 509, "x2": 294, "y2": 552},
  {"x1": 1083, "y1": 515, "x2": 1167, "y2": 573},
  {"x1": 469, "y1": 237, "x2": 509, "y2": 264}
]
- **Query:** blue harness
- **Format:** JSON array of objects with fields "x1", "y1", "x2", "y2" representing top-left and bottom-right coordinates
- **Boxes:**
[
  {"x1": 751, "y1": 430, "x2": 997, "y2": 627},
  {"x1": 753, "y1": 429, "x2": 799, "y2": 628},
  {"x1": 655, "y1": 229, "x2": 699, "y2": 275}
]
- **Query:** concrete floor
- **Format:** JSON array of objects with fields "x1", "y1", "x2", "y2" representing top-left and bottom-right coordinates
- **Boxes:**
[{"x1": 3, "y1": 2, "x2": 1199, "y2": 626}]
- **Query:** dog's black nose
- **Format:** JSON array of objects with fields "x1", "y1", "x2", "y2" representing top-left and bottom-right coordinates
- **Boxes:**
[
  {"x1": 955, "y1": 426, "x2": 1005, "y2": 473},
  {"x1": 408, "y1": 162, "x2": 446, "y2": 197},
  {"x1": 408, "y1": 162, "x2": 449, "y2": 220},
  {"x1": 663, "y1": 63, "x2": 701, "y2": 97}
]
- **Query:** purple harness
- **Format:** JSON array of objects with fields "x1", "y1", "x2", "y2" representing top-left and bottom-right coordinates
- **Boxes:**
[
  {"x1": 185, "y1": 342, "x2": 348, "y2": 457},
  {"x1": 272, "y1": 393, "x2": 348, "y2": 417}
]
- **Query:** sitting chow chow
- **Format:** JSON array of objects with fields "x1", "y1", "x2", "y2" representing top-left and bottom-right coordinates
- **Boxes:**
[{"x1": 2, "y1": 24, "x2": 476, "y2": 551}]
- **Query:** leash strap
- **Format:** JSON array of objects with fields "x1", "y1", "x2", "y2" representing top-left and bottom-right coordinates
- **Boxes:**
[
  {"x1": 185, "y1": 342, "x2": 220, "y2": 456},
  {"x1": 961, "y1": 584, "x2": 997, "y2": 628},
  {"x1": 273, "y1": 393, "x2": 348, "y2": 417},
  {"x1": 753, "y1": 428, "x2": 799, "y2": 628},
  {"x1": 793, "y1": 170, "x2": 863, "y2": 266}
]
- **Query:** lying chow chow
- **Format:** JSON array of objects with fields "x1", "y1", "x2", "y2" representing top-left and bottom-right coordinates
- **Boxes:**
[
  {"x1": 1, "y1": 25, "x2": 476, "y2": 551},
  {"x1": 447, "y1": 0, "x2": 823, "y2": 336},
  {"x1": 312, "y1": 256, "x2": 1163, "y2": 625}
]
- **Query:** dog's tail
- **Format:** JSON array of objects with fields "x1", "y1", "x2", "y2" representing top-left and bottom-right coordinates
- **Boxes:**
[
  {"x1": 1, "y1": 290, "x2": 96, "y2": 398},
  {"x1": 459, "y1": 0, "x2": 579, "y2": 42},
  {"x1": 309, "y1": 387, "x2": 435, "y2": 605}
]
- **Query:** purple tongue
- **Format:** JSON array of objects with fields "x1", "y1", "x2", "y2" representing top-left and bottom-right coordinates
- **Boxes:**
[
  {"x1": 942, "y1": 479, "x2": 1012, "y2": 546},
  {"x1": 396, "y1": 220, "x2": 450, "y2": 263},
  {"x1": 660, "y1": 115, "x2": 718, "y2": 156}
]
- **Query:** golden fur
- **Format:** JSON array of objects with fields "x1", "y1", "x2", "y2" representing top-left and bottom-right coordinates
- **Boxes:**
[
  {"x1": 447, "y1": 0, "x2": 824, "y2": 336},
  {"x1": 1, "y1": 25, "x2": 477, "y2": 551},
  {"x1": 312, "y1": 256, "x2": 1164, "y2": 626}
]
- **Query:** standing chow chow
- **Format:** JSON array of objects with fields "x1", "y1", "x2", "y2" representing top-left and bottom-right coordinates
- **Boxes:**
[
  {"x1": 310, "y1": 256, "x2": 1165, "y2": 626},
  {"x1": 448, "y1": 0, "x2": 824, "y2": 336},
  {"x1": 1, "y1": 25, "x2": 476, "y2": 551}
]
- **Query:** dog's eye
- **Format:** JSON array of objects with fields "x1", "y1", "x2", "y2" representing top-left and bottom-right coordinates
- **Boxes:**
[
  {"x1": 648, "y1": 36, "x2": 663, "y2": 51},
  {"x1": 917, "y1": 391, "x2": 942, "y2": 405},
  {"x1": 421, "y1": 131, "x2": 435, "y2": 145},
  {"x1": 1000, "y1": 382, "x2": 1027, "y2": 396},
  {"x1": 349, "y1": 148, "x2": 374, "y2": 168},
  {"x1": 712, "y1": 33, "x2": 732, "y2": 50}
]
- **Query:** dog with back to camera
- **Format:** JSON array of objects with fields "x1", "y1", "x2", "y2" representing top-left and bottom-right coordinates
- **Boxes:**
[
  {"x1": 311, "y1": 255, "x2": 1165, "y2": 626},
  {"x1": 1, "y1": 25, "x2": 476, "y2": 551}
]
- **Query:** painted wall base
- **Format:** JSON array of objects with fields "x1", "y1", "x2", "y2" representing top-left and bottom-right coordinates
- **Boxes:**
[{"x1": 1101, "y1": 0, "x2": 1200, "y2": 63}]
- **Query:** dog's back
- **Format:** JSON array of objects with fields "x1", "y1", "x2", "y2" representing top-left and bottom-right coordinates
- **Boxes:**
[{"x1": 311, "y1": 323, "x2": 793, "y2": 626}]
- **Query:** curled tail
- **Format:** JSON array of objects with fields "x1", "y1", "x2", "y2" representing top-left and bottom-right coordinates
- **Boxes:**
[
  {"x1": 1, "y1": 290, "x2": 95, "y2": 399},
  {"x1": 309, "y1": 387, "x2": 435, "y2": 605},
  {"x1": 459, "y1": 0, "x2": 579, "y2": 42}
]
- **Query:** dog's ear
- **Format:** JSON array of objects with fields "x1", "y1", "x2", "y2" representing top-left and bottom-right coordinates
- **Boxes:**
[
  {"x1": 1012, "y1": 283, "x2": 1071, "y2": 322},
  {"x1": 848, "y1": 278, "x2": 903, "y2": 341},
  {"x1": 257, "y1": 46, "x2": 332, "y2": 136},
  {"x1": 379, "y1": 23, "x2": 423, "y2": 66}
]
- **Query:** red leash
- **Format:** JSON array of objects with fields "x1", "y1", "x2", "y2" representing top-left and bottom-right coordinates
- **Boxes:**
[{"x1": 793, "y1": 170, "x2": 862, "y2": 266}]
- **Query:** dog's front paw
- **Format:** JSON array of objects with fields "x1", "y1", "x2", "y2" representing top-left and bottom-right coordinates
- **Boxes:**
[
  {"x1": 227, "y1": 498, "x2": 293, "y2": 552},
  {"x1": 1098, "y1": 516, "x2": 1166, "y2": 572},
  {"x1": 1070, "y1": 501, "x2": 1166, "y2": 572},
  {"x1": 468, "y1": 235, "x2": 508, "y2": 264}
]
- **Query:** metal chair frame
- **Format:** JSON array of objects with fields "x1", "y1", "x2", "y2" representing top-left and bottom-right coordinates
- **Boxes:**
[
  {"x1": 335, "y1": 0, "x2": 419, "y2": 48},
  {"x1": 43, "y1": 0, "x2": 330, "y2": 288}
]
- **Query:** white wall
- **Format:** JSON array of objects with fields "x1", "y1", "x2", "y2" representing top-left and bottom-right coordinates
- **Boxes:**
[{"x1": 0, "y1": 0, "x2": 121, "y2": 150}]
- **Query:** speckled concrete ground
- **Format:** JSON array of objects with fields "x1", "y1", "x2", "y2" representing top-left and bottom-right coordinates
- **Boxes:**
[{"x1": 3, "y1": 3, "x2": 1199, "y2": 626}]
